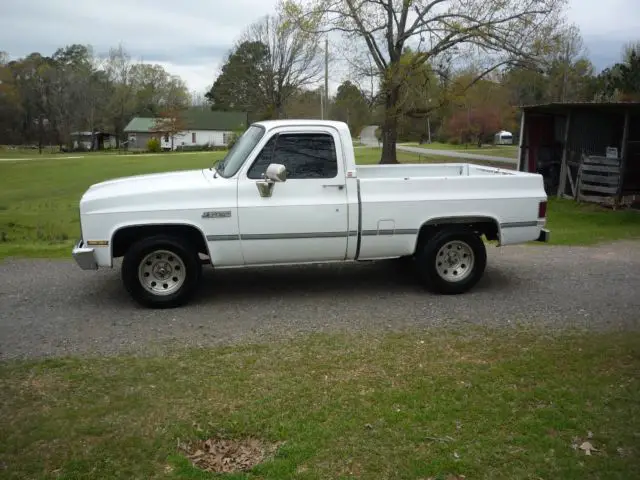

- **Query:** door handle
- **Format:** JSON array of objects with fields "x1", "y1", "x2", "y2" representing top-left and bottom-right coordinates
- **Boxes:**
[{"x1": 322, "y1": 184, "x2": 345, "y2": 190}]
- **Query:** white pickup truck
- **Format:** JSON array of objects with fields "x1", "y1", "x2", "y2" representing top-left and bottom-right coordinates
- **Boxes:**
[{"x1": 72, "y1": 120, "x2": 549, "y2": 308}]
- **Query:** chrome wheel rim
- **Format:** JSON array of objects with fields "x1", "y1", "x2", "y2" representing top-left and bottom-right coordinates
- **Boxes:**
[
  {"x1": 435, "y1": 240, "x2": 475, "y2": 282},
  {"x1": 138, "y1": 250, "x2": 186, "y2": 296}
]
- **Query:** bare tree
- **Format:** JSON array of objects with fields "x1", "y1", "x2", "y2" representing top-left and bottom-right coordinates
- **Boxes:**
[
  {"x1": 104, "y1": 44, "x2": 134, "y2": 147},
  {"x1": 291, "y1": 0, "x2": 568, "y2": 163},
  {"x1": 191, "y1": 90, "x2": 208, "y2": 107},
  {"x1": 243, "y1": 0, "x2": 324, "y2": 118}
]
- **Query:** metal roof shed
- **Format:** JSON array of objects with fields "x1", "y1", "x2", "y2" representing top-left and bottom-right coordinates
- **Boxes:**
[{"x1": 516, "y1": 102, "x2": 640, "y2": 205}]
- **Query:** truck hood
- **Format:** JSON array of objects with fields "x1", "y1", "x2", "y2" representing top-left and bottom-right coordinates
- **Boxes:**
[{"x1": 80, "y1": 168, "x2": 214, "y2": 214}]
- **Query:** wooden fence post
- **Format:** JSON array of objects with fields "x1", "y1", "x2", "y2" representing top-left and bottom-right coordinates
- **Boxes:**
[
  {"x1": 616, "y1": 109, "x2": 631, "y2": 205},
  {"x1": 557, "y1": 110, "x2": 572, "y2": 198}
]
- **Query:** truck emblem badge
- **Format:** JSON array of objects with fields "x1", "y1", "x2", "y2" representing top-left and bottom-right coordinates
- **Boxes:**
[{"x1": 202, "y1": 210, "x2": 231, "y2": 219}]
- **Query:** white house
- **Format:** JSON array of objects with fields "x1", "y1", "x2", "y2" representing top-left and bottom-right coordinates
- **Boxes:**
[{"x1": 123, "y1": 108, "x2": 248, "y2": 151}]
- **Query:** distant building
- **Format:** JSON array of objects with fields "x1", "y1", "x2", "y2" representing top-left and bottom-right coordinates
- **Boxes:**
[
  {"x1": 493, "y1": 130, "x2": 513, "y2": 145},
  {"x1": 71, "y1": 131, "x2": 117, "y2": 150},
  {"x1": 123, "y1": 108, "x2": 248, "y2": 150}
]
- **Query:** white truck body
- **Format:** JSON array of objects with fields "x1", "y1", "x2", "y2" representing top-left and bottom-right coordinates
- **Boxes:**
[{"x1": 73, "y1": 120, "x2": 549, "y2": 307}]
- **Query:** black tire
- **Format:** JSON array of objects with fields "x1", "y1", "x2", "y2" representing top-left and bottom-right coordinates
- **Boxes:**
[
  {"x1": 415, "y1": 227, "x2": 487, "y2": 295},
  {"x1": 121, "y1": 235, "x2": 202, "y2": 308}
]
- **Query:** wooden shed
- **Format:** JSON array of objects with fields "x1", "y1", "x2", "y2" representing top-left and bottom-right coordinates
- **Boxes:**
[{"x1": 516, "y1": 102, "x2": 640, "y2": 206}]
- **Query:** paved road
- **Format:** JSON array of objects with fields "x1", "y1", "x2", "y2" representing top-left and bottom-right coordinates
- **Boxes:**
[
  {"x1": 1, "y1": 242, "x2": 638, "y2": 360},
  {"x1": 359, "y1": 125, "x2": 518, "y2": 166}
]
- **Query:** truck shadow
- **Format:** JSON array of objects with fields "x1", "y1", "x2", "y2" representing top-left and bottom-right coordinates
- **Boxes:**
[
  {"x1": 189, "y1": 260, "x2": 514, "y2": 306},
  {"x1": 88, "y1": 259, "x2": 515, "y2": 309}
]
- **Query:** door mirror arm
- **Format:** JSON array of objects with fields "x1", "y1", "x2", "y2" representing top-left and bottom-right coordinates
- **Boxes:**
[{"x1": 256, "y1": 163, "x2": 287, "y2": 198}]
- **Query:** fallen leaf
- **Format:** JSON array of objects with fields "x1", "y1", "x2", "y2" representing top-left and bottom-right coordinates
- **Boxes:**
[
  {"x1": 579, "y1": 441, "x2": 597, "y2": 456},
  {"x1": 180, "y1": 436, "x2": 283, "y2": 473}
]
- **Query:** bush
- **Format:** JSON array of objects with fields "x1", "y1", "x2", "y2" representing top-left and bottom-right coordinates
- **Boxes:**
[
  {"x1": 227, "y1": 129, "x2": 246, "y2": 149},
  {"x1": 147, "y1": 138, "x2": 161, "y2": 153},
  {"x1": 176, "y1": 143, "x2": 227, "y2": 152}
]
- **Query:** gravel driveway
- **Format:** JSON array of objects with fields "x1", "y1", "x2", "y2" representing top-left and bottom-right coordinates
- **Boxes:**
[{"x1": 1, "y1": 241, "x2": 639, "y2": 360}]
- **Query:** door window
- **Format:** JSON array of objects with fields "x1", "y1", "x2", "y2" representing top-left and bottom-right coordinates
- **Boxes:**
[{"x1": 247, "y1": 133, "x2": 338, "y2": 179}]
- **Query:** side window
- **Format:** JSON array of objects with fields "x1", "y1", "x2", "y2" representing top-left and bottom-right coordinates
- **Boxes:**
[
  {"x1": 247, "y1": 136, "x2": 277, "y2": 179},
  {"x1": 247, "y1": 133, "x2": 338, "y2": 179}
]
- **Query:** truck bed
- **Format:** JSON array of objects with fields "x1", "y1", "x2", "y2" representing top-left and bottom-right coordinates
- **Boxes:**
[
  {"x1": 354, "y1": 162, "x2": 547, "y2": 260},
  {"x1": 355, "y1": 162, "x2": 525, "y2": 179}
]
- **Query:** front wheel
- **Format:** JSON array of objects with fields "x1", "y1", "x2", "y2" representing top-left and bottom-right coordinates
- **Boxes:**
[
  {"x1": 121, "y1": 235, "x2": 202, "y2": 308},
  {"x1": 415, "y1": 228, "x2": 487, "y2": 295}
]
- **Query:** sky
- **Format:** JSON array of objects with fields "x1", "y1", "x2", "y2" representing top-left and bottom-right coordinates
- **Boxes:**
[{"x1": 1, "y1": 0, "x2": 639, "y2": 97}]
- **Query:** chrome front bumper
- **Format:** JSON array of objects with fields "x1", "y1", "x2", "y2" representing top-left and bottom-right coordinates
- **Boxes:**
[{"x1": 72, "y1": 239, "x2": 98, "y2": 270}]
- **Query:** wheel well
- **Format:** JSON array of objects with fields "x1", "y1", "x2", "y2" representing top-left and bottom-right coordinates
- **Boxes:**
[
  {"x1": 415, "y1": 217, "x2": 499, "y2": 252},
  {"x1": 111, "y1": 224, "x2": 210, "y2": 258}
]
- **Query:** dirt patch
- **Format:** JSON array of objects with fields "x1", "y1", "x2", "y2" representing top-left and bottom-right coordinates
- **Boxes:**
[{"x1": 179, "y1": 436, "x2": 283, "y2": 473}]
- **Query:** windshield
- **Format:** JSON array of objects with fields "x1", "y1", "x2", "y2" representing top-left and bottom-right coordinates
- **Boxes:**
[{"x1": 216, "y1": 125, "x2": 265, "y2": 178}]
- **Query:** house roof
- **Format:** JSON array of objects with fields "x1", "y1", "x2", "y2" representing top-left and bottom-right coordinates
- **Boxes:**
[
  {"x1": 124, "y1": 117, "x2": 155, "y2": 132},
  {"x1": 124, "y1": 108, "x2": 248, "y2": 132}
]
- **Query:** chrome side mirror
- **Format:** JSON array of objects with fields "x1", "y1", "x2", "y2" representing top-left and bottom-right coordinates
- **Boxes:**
[
  {"x1": 256, "y1": 163, "x2": 287, "y2": 198},
  {"x1": 266, "y1": 163, "x2": 287, "y2": 182}
]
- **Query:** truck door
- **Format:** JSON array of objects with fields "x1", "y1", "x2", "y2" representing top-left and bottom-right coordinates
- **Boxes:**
[{"x1": 236, "y1": 127, "x2": 349, "y2": 265}]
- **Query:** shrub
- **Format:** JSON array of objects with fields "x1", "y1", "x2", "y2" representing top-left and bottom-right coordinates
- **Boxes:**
[
  {"x1": 227, "y1": 129, "x2": 246, "y2": 149},
  {"x1": 147, "y1": 138, "x2": 161, "y2": 153},
  {"x1": 175, "y1": 143, "x2": 227, "y2": 152}
]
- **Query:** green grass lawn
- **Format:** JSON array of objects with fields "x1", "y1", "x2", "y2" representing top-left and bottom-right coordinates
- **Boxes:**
[
  {"x1": 0, "y1": 146, "x2": 133, "y2": 159},
  {"x1": 542, "y1": 198, "x2": 640, "y2": 245},
  {"x1": 1, "y1": 328, "x2": 638, "y2": 479},
  {"x1": 1, "y1": 148, "x2": 638, "y2": 259},
  {"x1": 401, "y1": 142, "x2": 518, "y2": 159}
]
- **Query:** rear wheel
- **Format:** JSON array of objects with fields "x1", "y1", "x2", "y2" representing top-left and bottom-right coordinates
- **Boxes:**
[
  {"x1": 121, "y1": 235, "x2": 202, "y2": 308},
  {"x1": 415, "y1": 227, "x2": 486, "y2": 294}
]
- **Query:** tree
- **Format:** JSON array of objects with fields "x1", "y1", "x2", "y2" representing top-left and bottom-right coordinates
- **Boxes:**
[
  {"x1": 284, "y1": 87, "x2": 325, "y2": 118},
  {"x1": 104, "y1": 45, "x2": 135, "y2": 147},
  {"x1": 208, "y1": 1, "x2": 323, "y2": 120},
  {"x1": 447, "y1": 106, "x2": 501, "y2": 146},
  {"x1": 331, "y1": 80, "x2": 370, "y2": 135},
  {"x1": 444, "y1": 73, "x2": 514, "y2": 146},
  {"x1": 0, "y1": 43, "x2": 193, "y2": 148},
  {"x1": 206, "y1": 40, "x2": 271, "y2": 119},
  {"x1": 291, "y1": 0, "x2": 568, "y2": 163},
  {"x1": 542, "y1": 24, "x2": 594, "y2": 102},
  {"x1": 241, "y1": 0, "x2": 323, "y2": 118},
  {"x1": 150, "y1": 107, "x2": 188, "y2": 150},
  {"x1": 617, "y1": 46, "x2": 640, "y2": 100},
  {"x1": 593, "y1": 41, "x2": 640, "y2": 101},
  {"x1": 46, "y1": 44, "x2": 97, "y2": 148},
  {"x1": 8, "y1": 53, "x2": 55, "y2": 151},
  {"x1": 129, "y1": 63, "x2": 189, "y2": 116}
]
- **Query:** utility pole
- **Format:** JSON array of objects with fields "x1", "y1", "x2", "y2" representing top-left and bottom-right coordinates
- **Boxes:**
[{"x1": 324, "y1": 36, "x2": 329, "y2": 119}]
